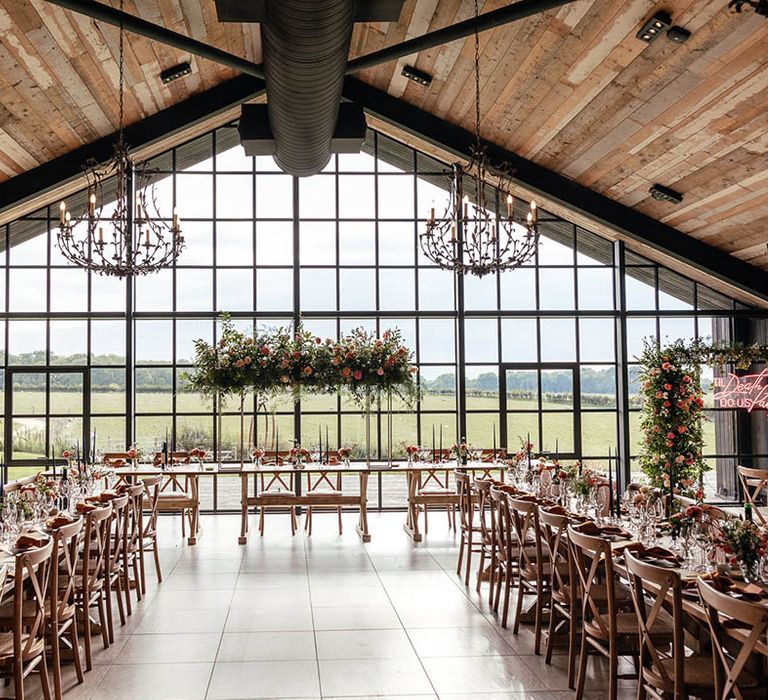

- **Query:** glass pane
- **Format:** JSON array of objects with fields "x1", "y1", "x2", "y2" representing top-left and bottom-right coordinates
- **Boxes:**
[
  {"x1": 256, "y1": 222, "x2": 293, "y2": 265},
  {"x1": 506, "y1": 369, "x2": 538, "y2": 409},
  {"x1": 135, "y1": 269, "x2": 172, "y2": 311},
  {"x1": 464, "y1": 275, "x2": 497, "y2": 310},
  {"x1": 419, "y1": 320, "x2": 455, "y2": 362},
  {"x1": 540, "y1": 319, "x2": 576, "y2": 362},
  {"x1": 177, "y1": 221, "x2": 213, "y2": 266},
  {"x1": 579, "y1": 318, "x2": 615, "y2": 362},
  {"x1": 576, "y1": 227, "x2": 613, "y2": 265},
  {"x1": 176, "y1": 415, "x2": 215, "y2": 452},
  {"x1": 419, "y1": 365, "x2": 456, "y2": 411},
  {"x1": 465, "y1": 365, "x2": 498, "y2": 410},
  {"x1": 216, "y1": 269, "x2": 253, "y2": 311},
  {"x1": 300, "y1": 222, "x2": 336, "y2": 265},
  {"x1": 379, "y1": 222, "x2": 415, "y2": 265},
  {"x1": 9, "y1": 269, "x2": 46, "y2": 311},
  {"x1": 176, "y1": 319, "x2": 213, "y2": 365},
  {"x1": 176, "y1": 368, "x2": 213, "y2": 413},
  {"x1": 542, "y1": 369, "x2": 573, "y2": 408},
  {"x1": 338, "y1": 175, "x2": 375, "y2": 218},
  {"x1": 176, "y1": 173, "x2": 213, "y2": 218},
  {"x1": 135, "y1": 416, "x2": 173, "y2": 455},
  {"x1": 50, "y1": 269, "x2": 87, "y2": 311},
  {"x1": 466, "y1": 412, "x2": 499, "y2": 449},
  {"x1": 581, "y1": 412, "x2": 617, "y2": 457},
  {"x1": 91, "y1": 274, "x2": 126, "y2": 311},
  {"x1": 658, "y1": 268, "x2": 694, "y2": 310},
  {"x1": 626, "y1": 317, "x2": 656, "y2": 360},
  {"x1": 256, "y1": 174, "x2": 293, "y2": 218},
  {"x1": 217, "y1": 221, "x2": 253, "y2": 265},
  {"x1": 50, "y1": 320, "x2": 87, "y2": 364},
  {"x1": 578, "y1": 268, "x2": 614, "y2": 310},
  {"x1": 10, "y1": 227, "x2": 47, "y2": 265},
  {"x1": 541, "y1": 413, "x2": 574, "y2": 455},
  {"x1": 501, "y1": 319, "x2": 537, "y2": 363},
  {"x1": 91, "y1": 416, "x2": 126, "y2": 455},
  {"x1": 339, "y1": 223, "x2": 375, "y2": 265},
  {"x1": 378, "y1": 269, "x2": 415, "y2": 311},
  {"x1": 625, "y1": 268, "x2": 656, "y2": 310},
  {"x1": 91, "y1": 320, "x2": 126, "y2": 364},
  {"x1": 500, "y1": 268, "x2": 536, "y2": 310},
  {"x1": 418, "y1": 414, "x2": 455, "y2": 453},
  {"x1": 176, "y1": 268, "x2": 213, "y2": 311},
  {"x1": 12, "y1": 373, "x2": 46, "y2": 414},
  {"x1": 300, "y1": 269, "x2": 336, "y2": 311},
  {"x1": 8, "y1": 321, "x2": 46, "y2": 364},
  {"x1": 135, "y1": 367, "x2": 173, "y2": 413},
  {"x1": 465, "y1": 319, "x2": 497, "y2": 363},
  {"x1": 91, "y1": 368, "x2": 126, "y2": 414},
  {"x1": 659, "y1": 316, "x2": 695, "y2": 344},
  {"x1": 50, "y1": 373, "x2": 83, "y2": 414},
  {"x1": 215, "y1": 141, "x2": 251, "y2": 172},
  {"x1": 418, "y1": 269, "x2": 454, "y2": 310},
  {"x1": 216, "y1": 174, "x2": 253, "y2": 219},
  {"x1": 539, "y1": 269, "x2": 574, "y2": 310},
  {"x1": 135, "y1": 320, "x2": 173, "y2": 363},
  {"x1": 11, "y1": 416, "x2": 45, "y2": 459},
  {"x1": 506, "y1": 413, "x2": 539, "y2": 453},
  {"x1": 257, "y1": 269, "x2": 293, "y2": 311},
  {"x1": 581, "y1": 366, "x2": 616, "y2": 409},
  {"x1": 378, "y1": 175, "x2": 414, "y2": 219},
  {"x1": 339, "y1": 269, "x2": 375, "y2": 311},
  {"x1": 299, "y1": 175, "x2": 336, "y2": 219},
  {"x1": 340, "y1": 412, "x2": 379, "y2": 460}
]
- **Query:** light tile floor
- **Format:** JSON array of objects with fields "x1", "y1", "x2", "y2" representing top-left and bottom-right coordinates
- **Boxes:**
[{"x1": 3, "y1": 510, "x2": 639, "y2": 699}]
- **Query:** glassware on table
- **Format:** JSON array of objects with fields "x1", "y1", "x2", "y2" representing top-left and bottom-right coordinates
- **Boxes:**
[{"x1": 691, "y1": 522, "x2": 713, "y2": 572}]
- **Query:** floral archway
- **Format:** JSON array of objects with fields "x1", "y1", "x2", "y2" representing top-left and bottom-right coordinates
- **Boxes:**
[{"x1": 639, "y1": 338, "x2": 768, "y2": 495}]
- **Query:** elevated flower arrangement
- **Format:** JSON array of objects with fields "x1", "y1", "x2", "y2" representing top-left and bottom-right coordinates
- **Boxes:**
[{"x1": 638, "y1": 337, "x2": 768, "y2": 495}]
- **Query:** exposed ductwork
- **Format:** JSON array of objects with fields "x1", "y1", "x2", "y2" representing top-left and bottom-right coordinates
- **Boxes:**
[{"x1": 260, "y1": 0, "x2": 356, "y2": 176}]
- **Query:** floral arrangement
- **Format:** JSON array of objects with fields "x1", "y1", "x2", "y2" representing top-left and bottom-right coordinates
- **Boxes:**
[
  {"x1": 638, "y1": 340, "x2": 708, "y2": 494},
  {"x1": 631, "y1": 484, "x2": 663, "y2": 508},
  {"x1": 553, "y1": 462, "x2": 579, "y2": 485},
  {"x1": 405, "y1": 445, "x2": 419, "y2": 457},
  {"x1": 508, "y1": 437, "x2": 534, "y2": 467},
  {"x1": 665, "y1": 504, "x2": 707, "y2": 538},
  {"x1": 572, "y1": 468, "x2": 600, "y2": 497},
  {"x1": 32, "y1": 474, "x2": 58, "y2": 501},
  {"x1": 337, "y1": 447, "x2": 352, "y2": 459},
  {"x1": 451, "y1": 441, "x2": 469, "y2": 462},
  {"x1": 251, "y1": 447, "x2": 265, "y2": 462},
  {"x1": 127, "y1": 445, "x2": 144, "y2": 463},
  {"x1": 288, "y1": 444, "x2": 310, "y2": 465},
  {"x1": 190, "y1": 447, "x2": 207, "y2": 465},
  {"x1": 183, "y1": 316, "x2": 417, "y2": 404},
  {"x1": 712, "y1": 517, "x2": 768, "y2": 571}
]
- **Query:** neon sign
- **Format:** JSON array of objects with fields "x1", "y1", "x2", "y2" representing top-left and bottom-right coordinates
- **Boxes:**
[{"x1": 713, "y1": 370, "x2": 768, "y2": 411}]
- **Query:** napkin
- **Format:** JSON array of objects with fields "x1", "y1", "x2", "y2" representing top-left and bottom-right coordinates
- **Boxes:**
[
  {"x1": 573, "y1": 521, "x2": 631, "y2": 539},
  {"x1": 542, "y1": 505, "x2": 568, "y2": 516},
  {"x1": 728, "y1": 580, "x2": 768, "y2": 600},
  {"x1": 75, "y1": 501, "x2": 97, "y2": 514},
  {"x1": 16, "y1": 532, "x2": 49, "y2": 550},
  {"x1": 46, "y1": 513, "x2": 74, "y2": 530},
  {"x1": 637, "y1": 545, "x2": 681, "y2": 563}
]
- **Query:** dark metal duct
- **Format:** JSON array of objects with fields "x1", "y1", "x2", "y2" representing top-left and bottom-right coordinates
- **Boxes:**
[{"x1": 261, "y1": 0, "x2": 355, "y2": 176}]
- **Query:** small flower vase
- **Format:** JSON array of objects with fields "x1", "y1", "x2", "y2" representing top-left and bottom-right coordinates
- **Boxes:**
[
  {"x1": 407, "y1": 454, "x2": 413, "y2": 467},
  {"x1": 738, "y1": 559, "x2": 762, "y2": 584},
  {"x1": 343, "y1": 457, "x2": 351, "y2": 468}
]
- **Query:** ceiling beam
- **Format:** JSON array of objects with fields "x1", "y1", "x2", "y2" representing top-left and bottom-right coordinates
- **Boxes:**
[
  {"x1": 0, "y1": 75, "x2": 265, "y2": 224},
  {"x1": 346, "y1": 0, "x2": 580, "y2": 73},
  {"x1": 342, "y1": 76, "x2": 768, "y2": 305},
  {"x1": 44, "y1": 0, "x2": 264, "y2": 77}
]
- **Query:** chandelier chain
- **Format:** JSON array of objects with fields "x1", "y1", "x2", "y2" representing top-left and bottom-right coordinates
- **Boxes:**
[
  {"x1": 118, "y1": 0, "x2": 125, "y2": 141},
  {"x1": 473, "y1": 0, "x2": 481, "y2": 154}
]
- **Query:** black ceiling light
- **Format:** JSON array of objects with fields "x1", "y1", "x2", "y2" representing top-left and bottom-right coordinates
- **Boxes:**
[
  {"x1": 160, "y1": 62, "x2": 192, "y2": 84},
  {"x1": 666, "y1": 26, "x2": 691, "y2": 43},
  {"x1": 649, "y1": 183, "x2": 684, "y2": 205},
  {"x1": 401, "y1": 65, "x2": 433, "y2": 87},
  {"x1": 636, "y1": 11, "x2": 671, "y2": 42},
  {"x1": 728, "y1": 0, "x2": 768, "y2": 16}
]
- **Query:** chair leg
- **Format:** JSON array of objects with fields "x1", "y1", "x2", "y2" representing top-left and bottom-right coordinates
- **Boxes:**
[
  {"x1": 181, "y1": 509, "x2": 186, "y2": 538},
  {"x1": 139, "y1": 544, "x2": 147, "y2": 595},
  {"x1": 70, "y1": 621, "x2": 84, "y2": 685},
  {"x1": 290, "y1": 507, "x2": 297, "y2": 536},
  {"x1": 463, "y1": 532, "x2": 473, "y2": 586},
  {"x1": 502, "y1": 570, "x2": 515, "y2": 629},
  {"x1": 50, "y1": 624, "x2": 62, "y2": 700},
  {"x1": 567, "y1": 612, "x2": 577, "y2": 690},
  {"x1": 475, "y1": 548, "x2": 485, "y2": 593},
  {"x1": 103, "y1": 584, "x2": 115, "y2": 646},
  {"x1": 534, "y1": 589, "x2": 544, "y2": 655},
  {"x1": 457, "y1": 534, "x2": 466, "y2": 576},
  {"x1": 82, "y1": 600, "x2": 93, "y2": 671},
  {"x1": 493, "y1": 565, "x2": 503, "y2": 612},
  {"x1": 152, "y1": 537, "x2": 163, "y2": 583},
  {"x1": 259, "y1": 507, "x2": 265, "y2": 536},
  {"x1": 97, "y1": 594, "x2": 110, "y2": 650},
  {"x1": 575, "y1": 628, "x2": 589, "y2": 700},
  {"x1": 545, "y1": 603, "x2": 557, "y2": 665},
  {"x1": 423, "y1": 505, "x2": 428, "y2": 534},
  {"x1": 337, "y1": 506, "x2": 343, "y2": 535},
  {"x1": 133, "y1": 556, "x2": 143, "y2": 602},
  {"x1": 608, "y1": 645, "x2": 618, "y2": 700},
  {"x1": 114, "y1": 575, "x2": 126, "y2": 628},
  {"x1": 122, "y1": 563, "x2": 133, "y2": 617},
  {"x1": 39, "y1": 649, "x2": 52, "y2": 700},
  {"x1": 511, "y1": 580, "x2": 525, "y2": 632},
  {"x1": 13, "y1": 655, "x2": 24, "y2": 700}
]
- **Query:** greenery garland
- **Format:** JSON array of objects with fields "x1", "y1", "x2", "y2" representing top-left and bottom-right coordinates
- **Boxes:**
[
  {"x1": 638, "y1": 338, "x2": 768, "y2": 494},
  {"x1": 182, "y1": 316, "x2": 418, "y2": 405}
]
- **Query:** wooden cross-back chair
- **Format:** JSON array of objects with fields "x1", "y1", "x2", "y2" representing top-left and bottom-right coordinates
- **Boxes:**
[
  {"x1": 155, "y1": 467, "x2": 199, "y2": 541},
  {"x1": 625, "y1": 551, "x2": 716, "y2": 700},
  {"x1": 103, "y1": 494, "x2": 130, "y2": 644},
  {"x1": 472, "y1": 477, "x2": 497, "y2": 603},
  {"x1": 256, "y1": 467, "x2": 297, "y2": 536},
  {"x1": 0, "y1": 540, "x2": 55, "y2": 700},
  {"x1": 455, "y1": 471, "x2": 483, "y2": 586},
  {"x1": 489, "y1": 485, "x2": 520, "y2": 628},
  {"x1": 417, "y1": 461, "x2": 456, "y2": 533},
  {"x1": 304, "y1": 469, "x2": 344, "y2": 536},
  {"x1": 507, "y1": 495, "x2": 550, "y2": 651},
  {"x1": 139, "y1": 474, "x2": 163, "y2": 592},
  {"x1": 76, "y1": 503, "x2": 112, "y2": 670},
  {"x1": 151, "y1": 451, "x2": 191, "y2": 467},
  {"x1": 101, "y1": 452, "x2": 132, "y2": 467},
  {"x1": 120, "y1": 483, "x2": 145, "y2": 616},
  {"x1": 697, "y1": 578, "x2": 768, "y2": 700},
  {"x1": 539, "y1": 506, "x2": 578, "y2": 689},
  {"x1": 568, "y1": 526, "x2": 673, "y2": 700},
  {"x1": 737, "y1": 465, "x2": 768, "y2": 525}
]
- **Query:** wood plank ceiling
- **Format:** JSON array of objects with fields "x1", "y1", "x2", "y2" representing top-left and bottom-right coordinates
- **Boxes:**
[{"x1": 1, "y1": 0, "x2": 767, "y2": 269}]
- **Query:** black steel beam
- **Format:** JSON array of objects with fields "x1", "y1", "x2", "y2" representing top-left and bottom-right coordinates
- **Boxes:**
[
  {"x1": 342, "y1": 76, "x2": 768, "y2": 303},
  {"x1": 44, "y1": 0, "x2": 264, "y2": 78},
  {"x1": 0, "y1": 74, "x2": 265, "y2": 219},
  {"x1": 346, "y1": 0, "x2": 579, "y2": 73}
]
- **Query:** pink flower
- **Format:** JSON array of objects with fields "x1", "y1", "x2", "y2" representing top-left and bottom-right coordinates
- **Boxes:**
[
  {"x1": 666, "y1": 432, "x2": 676, "y2": 440},
  {"x1": 376, "y1": 368, "x2": 384, "y2": 376},
  {"x1": 353, "y1": 370, "x2": 363, "y2": 381}
]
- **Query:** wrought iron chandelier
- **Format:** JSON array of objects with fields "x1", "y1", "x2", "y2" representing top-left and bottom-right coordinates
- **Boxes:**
[
  {"x1": 57, "y1": 1, "x2": 183, "y2": 277},
  {"x1": 419, "y1": 0, "x2": 539, "y2": 278}
]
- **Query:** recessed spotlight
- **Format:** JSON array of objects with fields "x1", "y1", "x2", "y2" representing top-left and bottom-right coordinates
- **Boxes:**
[
  {"x1": 667, "y1": 26, "x2": 691, "y2": 43},
  {"x1": 401, "y1": 65, "x2": 433, "y2": 87},
  {"x1": 160, "y1": 62, "x2": 192, "y2": 84},
  {"x1": 649, "y1": 183, "x2": 684, "y2": 205},
  {"x1": 636, "y1": 12, "x2": 672, "y2": 42}
]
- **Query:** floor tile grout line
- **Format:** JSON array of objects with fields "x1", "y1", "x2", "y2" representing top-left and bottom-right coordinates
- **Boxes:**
[{"x1": 303, "y1": 524, "x2": 325, "y2": 699}]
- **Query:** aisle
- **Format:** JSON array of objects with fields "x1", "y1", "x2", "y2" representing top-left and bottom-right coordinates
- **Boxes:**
[{"x1": 8, "y1": 512, "x2": 633, "y2": 699}]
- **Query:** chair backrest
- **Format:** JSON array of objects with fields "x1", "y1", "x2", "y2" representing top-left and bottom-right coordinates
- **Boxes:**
[
  {"x1": 259, "y1": 468, "x2": 294, "y2": 493},
  {"x1": 455, "y1": 471, "x2": 474, "y2": 532},
  {"x1": 473, "y1": 478, "x2": 494, "y2": 544},
  {"x1": 419, "y1": 464, "x2": 451, "y2": 490},
  {"x1": 538, "y1": 506, "x2": 573, "y2": 605},
  {"x1": 568, "y1": 525, "x2": 620, "y2": 645},
  {"x1": 305, "y1": 469, "x2": 341, "y2": 492},
  {"x1": 625, "y1": 551, "x2": 685, "y2": 697},
  {"x1": 3, "y1": 473, "x2": 38, "y2": 493},
  {"x1": 698, "y1": 577, "x2": 768, "y2": 700},
  {"x1": 49, "y1": 517, "x2": 85, "y2": 622},
  {"x1": 737, "y1": 465, "x2": 768, "y2": 524},
  {"x1": 490, "y1": 485, "x2": 514, "y2": 566},
  {"x1": 123, "y1": 483, "x2": 145, "y2": 554},
  {"x1": 106, "y1": 494, "x2": 130, "y2": 573},
  {"x1": 12, "y1": 539, "x2": 55, "y2": 661},
  {"x1": 507, "y1": 495, "x2": 544, "y2": 579},
  {"x1": 101, "y1": 452, "x2": 132, "y2": 466},
  {"x1": 140, "y1": 474, "x2": 162, "y2": 537},
  {"x1": 81, "y1": 504, "x2": 113, "y2": 593}
]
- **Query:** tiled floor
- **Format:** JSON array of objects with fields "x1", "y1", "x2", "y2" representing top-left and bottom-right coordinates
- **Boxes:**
[{"x1": 5, "y1": 510, "x2": 638, "y2": 699}]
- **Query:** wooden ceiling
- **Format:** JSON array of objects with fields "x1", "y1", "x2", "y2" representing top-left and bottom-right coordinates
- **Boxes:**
[{"x1": 1, "y1": 0, "x2": 768, "y2": 271}]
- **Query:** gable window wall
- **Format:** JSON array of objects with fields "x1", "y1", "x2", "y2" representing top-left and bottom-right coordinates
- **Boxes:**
[{"x1": 0, "y1": 125, "x2": 759, "y2": 509}]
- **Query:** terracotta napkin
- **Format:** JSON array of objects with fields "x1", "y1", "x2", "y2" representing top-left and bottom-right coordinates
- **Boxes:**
[
  {"x1": 46, "y1": 513, "x2": 74, "y2": 530},
  {"x1": 16, "y1": 532, "x2": 49, "y2": 550},
  {"x1": 75, "y1": 501, "x2": 97, "y2": 514},
  {"x1": 728, "y1": 579, "x2": 768, "y2": 600},
  {"x1": 636, "y1": 545, "x2": 682, "y2": 563},
  {"x1": 542, "y1": 505, "x2": 568, "y2": 516},
  {"x1": 574, "y1": 521, "x2": 631, "y2": 539}
]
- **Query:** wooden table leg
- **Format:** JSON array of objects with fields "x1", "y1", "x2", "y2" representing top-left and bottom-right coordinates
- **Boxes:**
[
  {"x1": 356, "y1": 471, "x2": 371, "y2": 543},
  {"x1": 403, "y1": 471, "x2": 422, "y2": 542},
  {"x1": 187, "y1": 476, "x2": 200, "y2": 545},
  {"x1": 238, "y1": 472, "x2": 249, "y2": 544}
]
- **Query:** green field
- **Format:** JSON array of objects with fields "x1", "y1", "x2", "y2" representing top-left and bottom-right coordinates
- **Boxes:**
[{"x1": 3, "y1": 389, "x2": 717, "y2": 470}]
